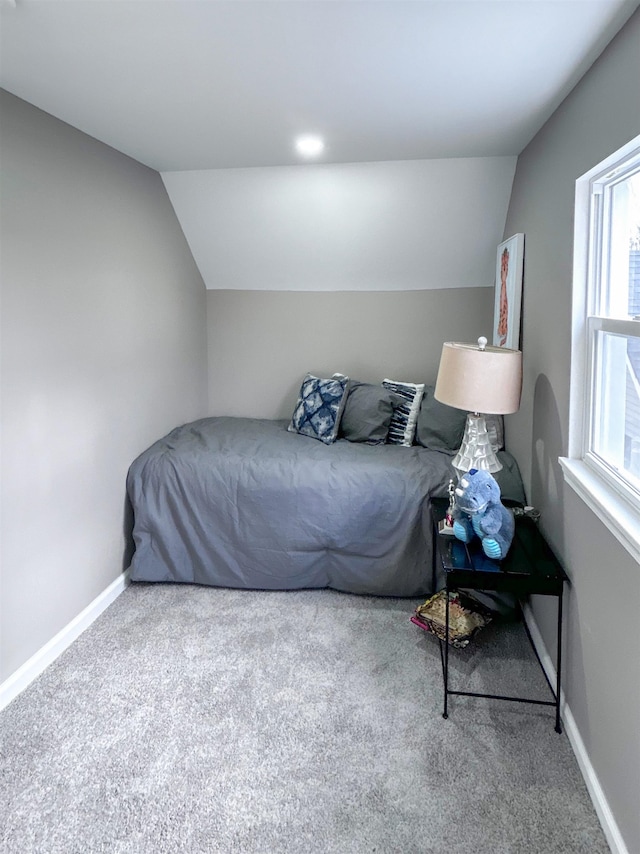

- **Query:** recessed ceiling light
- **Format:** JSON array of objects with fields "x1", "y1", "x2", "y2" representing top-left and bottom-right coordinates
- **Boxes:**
[{"x1": 295, "y1": 135, "x2": 325, "y2": 158}]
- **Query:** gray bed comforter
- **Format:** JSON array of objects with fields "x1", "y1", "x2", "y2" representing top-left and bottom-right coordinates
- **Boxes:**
[{"x1": 127, "y1": 416, "x2": 525, "y2": 597}]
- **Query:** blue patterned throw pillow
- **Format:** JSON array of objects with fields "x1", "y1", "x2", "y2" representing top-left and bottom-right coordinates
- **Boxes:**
[{"x1": 288, "y1": 373, "x2": 350, "y2": 444}]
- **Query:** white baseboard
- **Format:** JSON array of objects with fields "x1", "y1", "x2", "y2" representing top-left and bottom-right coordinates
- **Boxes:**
[
  {"x1": 0, "y1": 570, "x2": 130, "y2": 712},
  {"x1": 522, "y1": 602, "x2": 628, "y2": 854}
]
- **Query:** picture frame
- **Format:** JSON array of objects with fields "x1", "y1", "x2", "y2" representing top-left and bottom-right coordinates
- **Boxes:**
[{"x1": 493, "y1": 233, "x2": 524, "y2": 350}]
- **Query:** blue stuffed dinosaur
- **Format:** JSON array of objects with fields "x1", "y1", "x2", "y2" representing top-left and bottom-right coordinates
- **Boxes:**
[{"x1": 453, "y1": 468, "x2": 515, "y2": 560}]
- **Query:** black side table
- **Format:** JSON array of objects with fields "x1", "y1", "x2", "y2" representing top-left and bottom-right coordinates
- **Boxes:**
[{"x1": 431, "y1": 498, "x2": 568, "y2": 733}]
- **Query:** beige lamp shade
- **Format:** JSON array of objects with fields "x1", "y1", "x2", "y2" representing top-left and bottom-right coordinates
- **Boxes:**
[{"x1": 434, "y1": 340, "x2": 522, "y2": 415}]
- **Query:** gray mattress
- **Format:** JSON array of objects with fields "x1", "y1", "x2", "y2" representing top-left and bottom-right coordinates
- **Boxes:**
[{"x1": 127, "y1": 416, "x2": 525, "y2": 597}]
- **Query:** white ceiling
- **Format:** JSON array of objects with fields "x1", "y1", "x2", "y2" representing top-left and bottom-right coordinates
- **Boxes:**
[{"x1": 1, "y1": 0, "x2": 637, "y2": 172}]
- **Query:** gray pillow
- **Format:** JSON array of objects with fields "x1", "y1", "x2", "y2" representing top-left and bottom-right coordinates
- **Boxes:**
[
  {"x1": 493, "y1": 450, "x2": 526, "y2": 504},
  {"x1": 340, "y1": 381, "x2": 401, "y2": 444},
  {"x1": 416, "y1": 386, "x2": 506, "y2": 452},
  {"x1": 415, "y1": 385, "x2": 467, "y2": 452}
]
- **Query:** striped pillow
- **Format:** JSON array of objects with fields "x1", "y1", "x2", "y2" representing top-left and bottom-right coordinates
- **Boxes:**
[{"x1": 382, "y1": 379, "x2": 425, "y2": 446}]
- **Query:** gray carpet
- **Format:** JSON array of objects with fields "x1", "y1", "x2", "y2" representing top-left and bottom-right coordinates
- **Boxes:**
[{"x1": 1, "y1": 585, "x2": 608, "y2": 854}]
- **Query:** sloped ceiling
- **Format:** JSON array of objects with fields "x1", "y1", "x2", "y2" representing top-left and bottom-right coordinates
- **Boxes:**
[{"x1": 161, "y1": 156, "x2": 518, "y2": 291}]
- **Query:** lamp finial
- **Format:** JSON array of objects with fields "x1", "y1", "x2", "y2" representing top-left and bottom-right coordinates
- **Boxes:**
[{"x1": 478, "y1": 336, "x2": 488, "y2": 351}]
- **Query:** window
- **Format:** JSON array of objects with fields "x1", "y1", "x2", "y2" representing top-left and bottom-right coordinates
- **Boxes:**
[{"x1": 561, "y1": 135, "x2": 640, "y2": 562}]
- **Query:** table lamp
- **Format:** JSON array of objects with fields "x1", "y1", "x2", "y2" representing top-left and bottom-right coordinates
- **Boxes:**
[{"x1": 434, "y1": 336, "x2": 522, "y2": 476}]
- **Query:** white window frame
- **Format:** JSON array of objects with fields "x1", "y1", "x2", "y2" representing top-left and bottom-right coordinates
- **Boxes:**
[{"x1": 560, "y1": 134, "x2": 640, "y2": 565}]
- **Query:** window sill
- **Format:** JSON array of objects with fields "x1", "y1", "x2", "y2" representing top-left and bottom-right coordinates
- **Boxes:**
[{"x1": 559, "y1": 457, "x2": 640, "y2": 565}]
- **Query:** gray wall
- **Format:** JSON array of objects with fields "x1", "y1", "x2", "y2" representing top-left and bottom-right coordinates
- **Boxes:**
[
  {"x1": 503, "y1": 10, "x2": 640, "y2": 851},
  {"x1": 207, "y1": 288, "x2": 494, "y2": 417},
  {"x1": 196, "y1": 154, "x2": 509, "y2": 417},
  {"x1": 0, "y1": 91, "x2": 208, "y2": 682}
]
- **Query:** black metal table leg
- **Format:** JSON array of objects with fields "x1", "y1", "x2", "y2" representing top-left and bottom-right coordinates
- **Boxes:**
[
  {"x1": 555, "y1": 589, "x2": 563, "y2": 734},
  {"x1": 443, "y1": 585, "x2": 449, "y2": 719}
]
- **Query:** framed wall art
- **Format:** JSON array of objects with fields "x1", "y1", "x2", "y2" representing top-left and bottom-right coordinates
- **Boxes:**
[{"x1": 493, "y1": 233, "x2": 524, "y2": 350}]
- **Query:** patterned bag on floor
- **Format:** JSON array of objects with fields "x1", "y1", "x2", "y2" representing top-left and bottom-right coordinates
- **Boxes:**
[{"x1": 411, "y1": 590, "x2": 492, "y2": 648}]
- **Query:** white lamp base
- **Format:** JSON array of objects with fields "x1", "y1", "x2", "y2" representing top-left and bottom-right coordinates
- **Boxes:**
[{"x1": 452, "y1": 413, "x2": 502, "y2": 477}]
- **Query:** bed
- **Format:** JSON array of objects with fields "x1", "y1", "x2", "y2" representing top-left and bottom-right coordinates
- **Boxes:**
[{"x1": 126, "y1": 407, "x2": 526, "y2": 598}]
